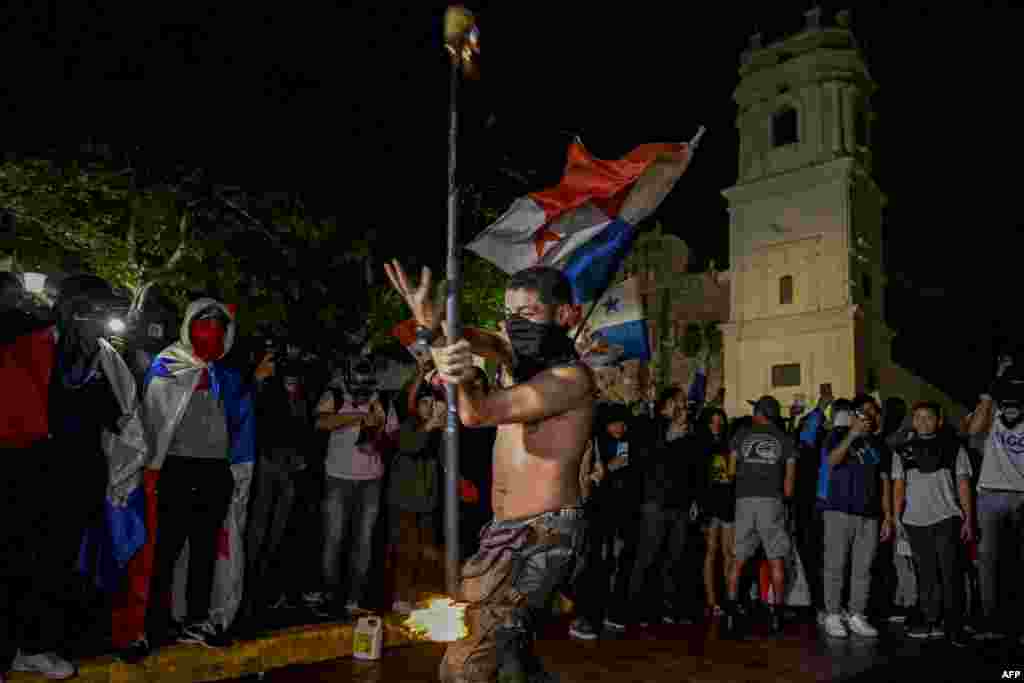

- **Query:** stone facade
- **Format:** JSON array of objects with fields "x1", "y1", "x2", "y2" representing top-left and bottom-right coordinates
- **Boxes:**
[{"x1": 719, "y1": 10, "x2": 966, "y2": 423}]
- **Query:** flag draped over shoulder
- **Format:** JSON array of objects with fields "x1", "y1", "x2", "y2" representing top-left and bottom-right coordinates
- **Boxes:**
[
  {"x1": 467, "y1": 131, "x2": 702, "y2": 304},
  {"x1": 572, "y1": 277, "x2": 650, "y2": 367}
]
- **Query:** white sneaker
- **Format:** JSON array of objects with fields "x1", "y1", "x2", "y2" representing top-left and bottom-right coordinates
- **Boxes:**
[
  {"x1": 824, "y1": 613, "x2": 849, "y2": 638},
  {"x1": 603, "y1": 617, "x2": 626, "y2": 632},
  {"x1": 846, "y1": 613, "x2": 879, "y2": 638},
  {"x1": 12, "y1": 651, "x2": 76, "y2": 680}
]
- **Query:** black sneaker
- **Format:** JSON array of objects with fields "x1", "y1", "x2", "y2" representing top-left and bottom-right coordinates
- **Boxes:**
[
  {"x1": 887, "y1": 606, "x2": 909, "y2": 623},
  {"x1": 568, "y1": 618, "x2": 598, "y2": 641},
  {"x1": 948, "y1": 629, "x2": 970, "y2": 648},
  {"x1": 769, "y1": 608, "x2": 783, "y2": 635},
  {"x1": 116, "y1": 638, "x2": 151, "y2": 664},
  {"x1": 178, "y1": 621, "x2": 234, "y2": 648},
  {"x1": 907, "y1": 623, "x2": 931, "y2": 639},
  {"x1": 722, "y1": 601, "x2": 742, "y2": 636}
]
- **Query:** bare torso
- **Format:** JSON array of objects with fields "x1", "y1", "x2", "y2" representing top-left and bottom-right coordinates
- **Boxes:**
[{"x1": 489, "y1": 368, "x2": 595, "y2": 521}]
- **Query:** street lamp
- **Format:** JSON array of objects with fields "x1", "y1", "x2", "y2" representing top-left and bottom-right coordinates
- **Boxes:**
[{"x1": 106, "y1": 317, "x2": 127, "y2": 334}]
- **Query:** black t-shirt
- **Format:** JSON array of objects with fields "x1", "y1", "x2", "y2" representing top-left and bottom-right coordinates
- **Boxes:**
[{"x1": 730, "y1": 422, "x2": 798, "y2": 500}]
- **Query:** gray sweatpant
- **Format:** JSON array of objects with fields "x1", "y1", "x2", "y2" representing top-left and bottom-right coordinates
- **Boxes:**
[
  {"x1": 976, "y1": 489, "x2": 1024, "y2": 624},
  {"x1": 823, "y1": 510, "x2": 879, "y2": 616}
]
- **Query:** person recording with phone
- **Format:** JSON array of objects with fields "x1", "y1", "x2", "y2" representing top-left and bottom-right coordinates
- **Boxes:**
[
  {"x1": 315, "y1": 364, "x2": 391, "y2": 619},
  {"x1": 817, "y1": 397, "x2": 893, "y2": 640}
]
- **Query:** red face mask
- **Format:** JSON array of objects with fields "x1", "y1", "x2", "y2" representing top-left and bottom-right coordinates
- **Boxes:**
[{"x1": 190, "y1": 319, "x2": 227, "y2": 362}]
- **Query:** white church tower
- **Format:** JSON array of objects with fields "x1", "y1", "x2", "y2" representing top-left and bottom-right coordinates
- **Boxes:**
[{"x1": 719, "y1": 7, "x2": 895, "y2": 419}]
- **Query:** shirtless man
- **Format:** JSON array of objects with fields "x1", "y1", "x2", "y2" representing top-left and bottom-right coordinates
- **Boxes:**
[{"x1": 385, "y1": 261, "x2": 594, "y2": 683}]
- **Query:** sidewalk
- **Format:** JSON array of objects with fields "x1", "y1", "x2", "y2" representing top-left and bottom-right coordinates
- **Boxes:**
[
  {"x1": 7, "y1": 615, "x2": 418, "y2": 683},
  {"x1": 6, "y1": 592, "x2": 574, "y2": 683}
]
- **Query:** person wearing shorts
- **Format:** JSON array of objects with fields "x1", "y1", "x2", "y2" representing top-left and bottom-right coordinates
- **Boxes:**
[
  {"x1": 702, "y1": 408, "x2": 735, "y2": 615},
  {"x1": 724, "y1": 396, "x2": 797, "y2": 634}
]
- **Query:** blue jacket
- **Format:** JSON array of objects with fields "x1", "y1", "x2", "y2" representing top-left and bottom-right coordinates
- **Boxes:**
[{"x1": 817, "y1": 427, "x2": 889, "y2": 517}]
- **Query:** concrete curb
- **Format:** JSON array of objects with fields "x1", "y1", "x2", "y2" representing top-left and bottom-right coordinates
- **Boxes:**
[{"x1": 8, "y1": 617, "x2": 419, "y2": 683}]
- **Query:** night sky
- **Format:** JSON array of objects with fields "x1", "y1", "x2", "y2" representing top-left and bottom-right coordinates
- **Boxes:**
[{"x1": 2, "y1": 2, "x2": 1020, "y2": 402}]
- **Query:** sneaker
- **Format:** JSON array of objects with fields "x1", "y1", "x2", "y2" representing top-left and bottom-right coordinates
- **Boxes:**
[
  {"x1": 569, "y1": 618, "x2": 598, "y2": 641},
  {"x1": 768, "y1": 608, "x2": 783, "y2": 635},
  {"x1": 907, "y1": 623, "x2": 932, "y2": 639},
  {"x1": 722, "y1": 601, "x2": 741, "y2": 634},
  {"x1": 929, "y1": 623, "x2": 945, "y2": 639},
  {"x1": 115, "y1": 638, "x2": 151, "y2": 665},
  {"x1": 824, "y1": 613, "x2": 849, "y2": 639},
  {"x1": 887, "y1": 607, "x2": 908, "y2": 623},
  {"x1": 603, "y1": 617, "x2": 627, "y2": 632},
  {"x1": 972, "y1": 618, "x2": 1006, "y2": 641},
  {"x1": 949, "y1": 630, "x2": 970, "y2": 648},
  {"x1": 12, "y1": 651, "x2": 76, "y2": 680},
  {"x1": 846, "y1": 613, "x2": 879, "y2": 638},
  {"x1": 178, "y1": 621, "x2": 234, "y2": 648},
  {"x1": 269, "y1": 594, "x2": 293, "y2": 610}
]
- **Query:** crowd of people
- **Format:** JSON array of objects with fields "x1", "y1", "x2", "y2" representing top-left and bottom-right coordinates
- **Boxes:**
[
  {"x1": 3, "y1": 264, "x2": 1024, "y2": 683},
  {"x1": 0, "y1": 271, "x2": 496, "y2": 680},
  {"x1": 565, "y1": 362, "x2": 1024, "y2": 654}
]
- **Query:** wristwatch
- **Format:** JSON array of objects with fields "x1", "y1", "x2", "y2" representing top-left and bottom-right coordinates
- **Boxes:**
[{"x1": 415, "y1": 325, "x2": 437, "y2": 347}]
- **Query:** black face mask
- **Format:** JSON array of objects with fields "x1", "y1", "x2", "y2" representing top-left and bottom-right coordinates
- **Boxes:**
[
  {"x1": 1000, "y1": 401, "x2": 1024, "y2": 430},
  {"x1": 901, "y1": 435, "x2": 953, "y2": 474},
  {"x1": 505, "y1": 315, "x2": 577, "y2": 384}
]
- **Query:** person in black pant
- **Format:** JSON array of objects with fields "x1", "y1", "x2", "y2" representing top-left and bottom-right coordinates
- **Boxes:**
[
  {"x1": 2, "y1": 273, "x2": 140, "y2": 679},
  {"x1": 140, "y1": 300, "x2": 249, "y2": 654},
  {"x1": 892, "y1": 402, "x2": 974, "y2": 646},
  {"x1": 628, "y1": 388, "x2": 704, "y2": 627},
  {"x1": 569, "y1": 402, "x2": 642, "y2": 640}
]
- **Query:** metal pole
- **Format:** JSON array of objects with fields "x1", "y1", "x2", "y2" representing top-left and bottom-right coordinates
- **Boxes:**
[{"x1": 444, "y1": 55, "x2": 462, "y2": 599}]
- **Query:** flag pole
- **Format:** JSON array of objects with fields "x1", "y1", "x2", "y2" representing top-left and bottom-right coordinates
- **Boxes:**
[
  {"x1": 442, "y1": 5, "x2": 479, "y2": 600},
  {"x1": 443, "y1": 43, "x2": 462, "y2": 601},
  {"x1": 571, "y1": 126, "x2": 705, "y2": 347}
]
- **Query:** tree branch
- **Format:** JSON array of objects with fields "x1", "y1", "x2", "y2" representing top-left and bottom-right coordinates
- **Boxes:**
[{"x1": 142, "y1": 210, "x2": 191, "y2": 285}]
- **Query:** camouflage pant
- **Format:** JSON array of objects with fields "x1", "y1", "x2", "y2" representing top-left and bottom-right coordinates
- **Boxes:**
[{"x1": 439, "y1": 507, "x2": 587, "y2": 683}]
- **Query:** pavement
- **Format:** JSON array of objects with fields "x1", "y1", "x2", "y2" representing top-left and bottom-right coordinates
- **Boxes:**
[
  {"x1": 11, "y1": 606, "x2": 1021, "y2": 683},
  {"x1": 239, "y1": 615, "x2": 1024, "y2": 683}
]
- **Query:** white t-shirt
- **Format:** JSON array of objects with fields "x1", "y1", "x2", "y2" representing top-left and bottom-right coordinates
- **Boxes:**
[
  {"x1": 316, "y1": 390, "x2": 385, "y2": 480},
  {"x1": 976, "y1": 419, "x2": 1024, "y2": 492}
]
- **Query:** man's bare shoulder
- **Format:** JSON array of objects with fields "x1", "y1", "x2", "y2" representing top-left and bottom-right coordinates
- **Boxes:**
[{"x1": 540, "y1": 363, "x2": 596, "y2": 403}]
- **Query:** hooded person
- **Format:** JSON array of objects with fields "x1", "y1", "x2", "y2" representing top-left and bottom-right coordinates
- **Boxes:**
[
  {"x1": 0, "y1": 273, "x2": 78, "y2": 680},
  {"x1": 3, "y1": 274, "x2": 136, "y2": 680},
  {"x1": 137, "y1": 298, "x2": 255, "y2": 655}
]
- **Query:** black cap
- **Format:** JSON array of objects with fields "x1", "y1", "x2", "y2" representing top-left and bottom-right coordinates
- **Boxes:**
[{"x1": 748, "y1": 395, "x2": 781, "y2": 419}]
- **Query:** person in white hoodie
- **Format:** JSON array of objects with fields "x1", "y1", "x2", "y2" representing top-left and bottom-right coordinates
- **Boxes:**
[{"x1": 138, "y1": 299, "x2": 255, "y2": 654}]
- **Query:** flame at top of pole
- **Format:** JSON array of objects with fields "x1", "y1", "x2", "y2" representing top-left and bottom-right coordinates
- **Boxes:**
[{"x1": 444, "y1": 6, "x2": 480, "y2": 79}]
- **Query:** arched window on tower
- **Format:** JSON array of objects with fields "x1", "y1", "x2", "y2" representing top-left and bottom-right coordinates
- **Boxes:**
[
  {"x1": 779, "y1": 275, "x2": 794, "y2": 305},
  {"x1": 772, "y1": 107, "x2": 798, "y2": 147}
]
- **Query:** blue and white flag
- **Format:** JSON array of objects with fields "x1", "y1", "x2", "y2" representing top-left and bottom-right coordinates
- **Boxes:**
[{"x1": 573, "y1": 277, "x2": 650, "y2": 367}]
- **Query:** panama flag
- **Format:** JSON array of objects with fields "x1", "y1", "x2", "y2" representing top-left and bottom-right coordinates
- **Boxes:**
[
  {"x1": 467, "y1": 129, "x2": 703, "y2": 304},
  {"x1": 573, "y1": 277, "x2": 650, "y2": 367}
]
